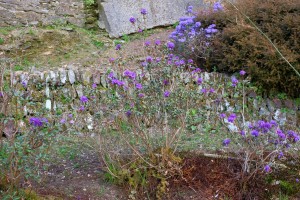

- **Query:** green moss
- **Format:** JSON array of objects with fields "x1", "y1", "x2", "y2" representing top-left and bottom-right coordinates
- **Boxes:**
[{"x1": 83, "y1": 0, "x2": 95, "y2": 6}]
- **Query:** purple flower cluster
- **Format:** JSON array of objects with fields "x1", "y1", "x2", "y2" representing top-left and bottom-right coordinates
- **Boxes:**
[
  {"x1": 80, "y1": 95, "x2": 89, "y2": 103},
  {"x1": 169, "y1": 15, "x2": 201, "y2": 42},
  {"x1": 247, "y1": 120, "x2": 299, "y2": 143},
  {"x1": 29, "y1": 117, "x2": 48, "y2": 127},
  {"x1": 187, "y1": 5, "x2": 193, "y2": 14},
  {"x1": 287, "y1": 130, "x2": 300, "y2": 142},
  {"x1": 108, "y1": 71, "x2": 125, "y2": 87},
  {"x1": 111, "y1": 79, "x2": 125, "y2": 86},
  {"x1": 213, "y1": 2, "x2": 223, "y2": 12},
  {"x1": 170, "y1": 4, "x2": 219, "y2": 44},
  {"x1": 123, "y1": 70, "x2": 136, "y2": 80},
  {"x1": 205, "y1": 24, "x2": 218, "y2": 38},
  {"x1": 228, "y1": 113, "x2": 237, "y2": 123}
]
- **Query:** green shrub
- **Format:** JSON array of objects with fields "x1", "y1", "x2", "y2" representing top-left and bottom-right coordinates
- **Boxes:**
[{"x1": 195, "y1": 0, "x2": 300, "y2": 97}]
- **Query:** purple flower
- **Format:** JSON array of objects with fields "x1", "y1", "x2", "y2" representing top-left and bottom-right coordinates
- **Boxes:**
[
  {"x1": 201, "y1": 88, "x2": 207, "y2": 94},
  {"x1": 167, "y1": 42, "x2": 175, "y2": 50},
  {"x1": 155, "y1": 40, "x2": 161, "y2": 46},
  {"x1": 107, "y1": 71, "x2": 115, "y2": 80},
  {"x1": 141, "y1": 61, "x2": 148, "y2": 67},
  {"x1": 80, "y1": 96, "x2": 89, "y2": 103},
  {"x1": 111, "y1": 79, "x2": 125, "y2": 86},
  {"x1": 213, "y1": 2, "x2": 223, "y2": 12},
  {"x1": 188, "y1": 59, "x2": 193, "y2": 64},
  {"x1": 258, "y1": 121, "x2": 272, "y2": 133},
  {"x1": 239, "y1": 70, "x2": 246, "y2": 76},
  {"x1": 187, "y1": 5, "x2": 193, "y2": 13},
  {"x1": 205, "y1": 24, "x2": 218, "y2": 35},
  {"x1": 68, "y1": 114, "x2": 73, "y2": 118},
  {"x1": 277, "y1": 129, "x2": 286, "y2": 139},
  {"x1": 223, "y1": 138, "x2": 231, "y2": 146},
  {"x1": 30, "y1": 117, "x2": 48, "y2": 127},
  {"x1": 115, "y1": 44, "x2": 121, "y2": 50},
  {"x1": 192, "y1": 68, "x2": 201, "y2": 74},
  {"x1": 264, "y1": 165, "x2": 271, "y2": 173},
  {"x1": 251, "y1": 130, "x2": 259, "y2": 137},
  {"x1": 60, "y1": 118, "x2": 66, "y2": 124},
  {"x1": 296, "y1": 179, "x2": 299, "y2": 183},
  {"x1": 168, "y1": 54, "x2": 174, "y2": 60},
  {"x1": 123, "y1": 70, "x2": 136, "y2": 79},
  {"x1": 146, "y1": 56, "x2": 153, "y2": 63},
  {"x1": 179, "y1": 59, "x2": 185, "y2": 65},
  {"x1": 144, "y1": 41, "x2": 151, "y2": 47},
  {"x1": 129, "y1": 17, "x2": 136, "y2": 24},
  {"x1": 135, "y1": 83, "x2": 142, "y2": 90},
  {"x1": 0, "y1": 92, "x2": 3, "y2": 97},
  {"x1": 21, "y1": 80, "x2": 27, "y2": 88},
  {"x1": 109, "y1": 57, "x2": 115, "y2": 63},
  {"x1": 92, "y1": 83, "x2": 97, "y2": 89},
  {"x1": 156, "y1": 57, "x2": 161, "y2": 63},
  {"x1": 278, "y1": 151, "x2": 284, "y2": 159},
  {"x1": 228, "y1": 113, "x2": 237, "y2": 123},
  {"x1": 197, "y1": 78, "x2": 203, "y2": 85},
  {"x1": 79, "y1": 105, "x2": 85, "y2": 111},
  {"x1": 141, "y1": 8, "x2": 147, "y2": 15},
  {"x1": 69, "y1": 120, "x2": 74, "y2": 124},
  {"x1": 126, "y1": 110, "x2": 132, "y2": 117},
  {"x1": 270, "y1": 120, "x2": 277, "y2": 127},
  {"x1": 195, "y1": 22, "x2": 201, "y2": 28},
  {"x1": 163, "y1": 80, "x2": 169, "y2": 85},
  {"x1": 138, "y1": 29, "x2": 143, "y2": 33},
  {"x1": 220, "y1": 113, "x2": 226, "y2": 118},
  {"x1": 209, "y1": 88, "x2": 215, "y2": 93},
  {"x1": 231, "y1": 76, "x2": 238, "y2": 87},
  {"x1": 240, "y1": 130, "x2": 246, "y2": 136},
  {"x1": 164, "y1": 91, "x2": 170, "y2": 97},
  {"x1": 138, "y1": 93, "x2": 145, "y2": 98}
]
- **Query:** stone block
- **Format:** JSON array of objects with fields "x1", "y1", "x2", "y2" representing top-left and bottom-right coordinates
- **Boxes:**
[{"x1": 98, "y1": 0, "x2": 206, "y2": 37}]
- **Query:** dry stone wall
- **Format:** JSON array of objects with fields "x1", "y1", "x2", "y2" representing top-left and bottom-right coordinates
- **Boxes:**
[
  {"x1": 0, "y1": 0, "x2": 85, "y2": 27},
  {"x1": 2, "y1": 66, "x2": 299, "y2": 133},
  {"x1": 0, "y1": 0, "x2": 207, "y2": 37}
]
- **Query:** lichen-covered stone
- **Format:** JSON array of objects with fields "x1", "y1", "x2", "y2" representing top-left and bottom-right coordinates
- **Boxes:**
[{"x1": 68, "y1": 69, "x2": 76, "y2": 84}]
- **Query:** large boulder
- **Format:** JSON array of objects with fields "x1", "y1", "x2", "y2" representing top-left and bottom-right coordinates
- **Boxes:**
[{"x1": 98, "y1": 0, "x2": 206, "y2": 37}]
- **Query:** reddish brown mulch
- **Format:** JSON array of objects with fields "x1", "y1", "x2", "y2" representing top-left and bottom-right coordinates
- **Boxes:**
[{"x1": 169, "y1": 155, "x2": 272, "y2": 200}]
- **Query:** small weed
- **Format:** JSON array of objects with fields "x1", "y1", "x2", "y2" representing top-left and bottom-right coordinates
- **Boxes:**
[
  {"x1": 0, "y1": 37, "x2": 4, "y2": 45},
  {"x1": 84, "y1": 0, "x2": 95, "y2": 6},
  {"x1": 93, "y1": 40, "x2": 104, "y2": 48},
  {"x1": 121, "y1": 34, "x2": 130, "y2": 42},
  {"x1": 13, "y1": 65, "x2": 24, "y2": 71},
  {"x1": 277, "y1": 93, "x2": 288, "y2": 100}
]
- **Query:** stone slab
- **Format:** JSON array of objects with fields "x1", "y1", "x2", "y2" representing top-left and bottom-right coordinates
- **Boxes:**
[{"x1": 98, "y1": 0, "x2": 206, "y2": 38}]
